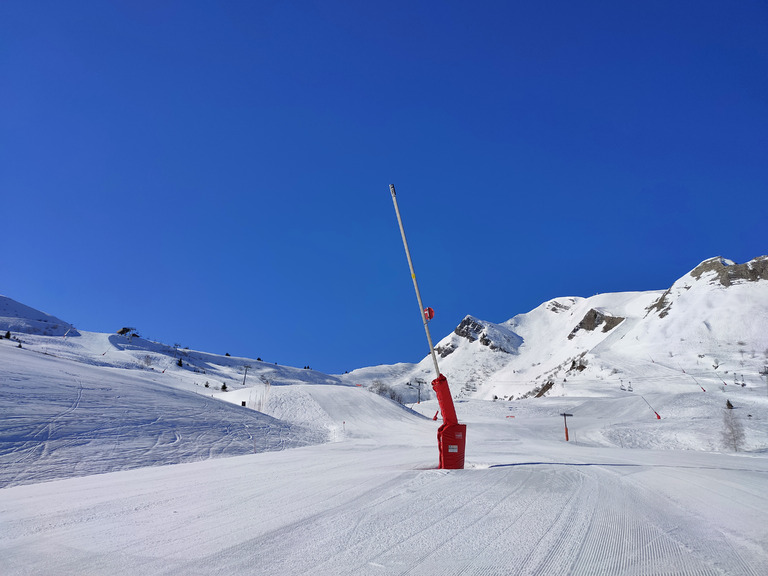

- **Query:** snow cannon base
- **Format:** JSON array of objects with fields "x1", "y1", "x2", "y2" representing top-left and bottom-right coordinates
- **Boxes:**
[
  {"x1": 437, "y1": 423, "x2": 466, "y2": 469},
  {"x1": 432, "y1": 374, "x2": 466, "y2": 469}
]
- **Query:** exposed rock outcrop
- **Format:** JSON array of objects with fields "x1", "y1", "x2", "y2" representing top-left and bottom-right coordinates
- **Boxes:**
[
  {"x1": 568, "y1": 308, "x2": 625, "y2": 340},
  {"x1": 436, "y1": 315, "x2": 522, "y2": 357},
  {"x1": 691, "y1": 256, "x2": 768, "y2": 286}
]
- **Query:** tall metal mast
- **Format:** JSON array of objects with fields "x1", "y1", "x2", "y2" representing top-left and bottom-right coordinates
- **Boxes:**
[{"x1": 389, "y1": 183, "x2": 440, "y2": 379}]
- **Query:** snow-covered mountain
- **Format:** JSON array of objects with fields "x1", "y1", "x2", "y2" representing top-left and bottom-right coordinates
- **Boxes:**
[
  {"x1": 2, "y1": 255, "x2": 766, "y2": 422},
  {"x1": 345, "y1": 256, "x2": 768, "y2": 404},
  {"x1": 0, "y1": 295, "x2": 78, "y2": 337}
]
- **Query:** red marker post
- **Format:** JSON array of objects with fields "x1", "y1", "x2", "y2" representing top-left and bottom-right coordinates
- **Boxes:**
[{"x1": 560, "y1": 413, "x2": 573, "y2": 441}]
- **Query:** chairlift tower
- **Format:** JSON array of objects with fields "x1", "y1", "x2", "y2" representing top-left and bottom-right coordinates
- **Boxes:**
[{"x1": 406, "y1": 378, "x2": 426, "y2": 404}]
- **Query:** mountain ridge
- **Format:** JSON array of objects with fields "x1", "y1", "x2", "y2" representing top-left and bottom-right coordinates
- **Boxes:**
[
  {"x1": 2, "y1": 255, "x2": 767, "y2": 404},
  {"x1": 343, "y1": 255, "x2": 768, "y2": 402}
]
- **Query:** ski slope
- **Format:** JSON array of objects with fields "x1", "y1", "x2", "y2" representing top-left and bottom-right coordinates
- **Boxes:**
[
  {"x1": 2, "y1": 395, "x2": 767, "y2": 575},
  {"x1": 0, "y1": 342, "x2": 327, "y2": 488},
  {"x1": 2, "y1": 269, "x2": 768, "y2": 575}
]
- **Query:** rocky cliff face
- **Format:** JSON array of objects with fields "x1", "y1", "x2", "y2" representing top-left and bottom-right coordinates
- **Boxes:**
[
  {"x1": 568, "y1": 309, "x2": 625, "y2": 340},
  {"x1": 690, "y1": 256, "x2": 768, "y2": 286},
  {"x1": 646, "y1": 256, "x2": 768, "y2": 319},
  {"x1": 436, "y1": 315, "x2": 523, "y2": 358}
]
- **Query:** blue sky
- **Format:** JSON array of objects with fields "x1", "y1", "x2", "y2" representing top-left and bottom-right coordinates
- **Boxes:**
[{"x1": 2, "y1": 1, "x2": 767, "y2": 374}]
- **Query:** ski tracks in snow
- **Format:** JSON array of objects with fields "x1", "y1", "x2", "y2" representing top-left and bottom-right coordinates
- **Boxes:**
[{"x1": 0, "y1": 373, "x2": 85, "y2": 485}]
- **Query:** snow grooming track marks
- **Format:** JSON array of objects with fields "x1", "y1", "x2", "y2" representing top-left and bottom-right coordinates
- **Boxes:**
[
  {"x1": 406, "y1": 466, "x2": 587, "y2": 576},
  {"x1": 160, "y1": 453, "x2": 426, "y2": 575},
  {"x1": 630, "y1": 463, "x2": 768, "y2": 575},
  {"x1": 343, "y1": 468, "x2": 535, "y2": 576},
  {"x1": 170, "y1": 465, "x2": 599, "y2": 576},
  {"x1": 569, "y1": 465, "x2": 762, "y2": 576},
  {"x1": 504, "y1": 466, "x2": 597, "y2": 576}
]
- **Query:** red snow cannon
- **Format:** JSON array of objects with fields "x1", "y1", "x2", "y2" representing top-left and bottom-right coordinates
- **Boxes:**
[{"x1": 432, "y1": 374, "x2": 466, "y2": 469}]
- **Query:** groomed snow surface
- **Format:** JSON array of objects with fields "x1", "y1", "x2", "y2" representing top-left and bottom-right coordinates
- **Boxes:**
[{"x1": 2, "y1": 331, "x2": 767, "y2": 575}]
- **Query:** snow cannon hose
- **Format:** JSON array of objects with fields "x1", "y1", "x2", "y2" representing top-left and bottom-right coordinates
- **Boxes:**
[{"x1": 432, "y1": 374, "x2": 458, "y2": 426}]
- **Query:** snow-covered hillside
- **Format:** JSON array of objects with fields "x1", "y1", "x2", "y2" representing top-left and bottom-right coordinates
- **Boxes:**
[
  {"x1": 345, "y1": 256, "x2": 768, "y2": 406},
  {"x1": 0, "y1": 295, "x2": 78, "y2": 337},
  {"x1": 0, "y1": 294, "x2": 425, "y2": 488},
  {"x1": 1, "y1": 256, "x2": 768, "y2": 575}
]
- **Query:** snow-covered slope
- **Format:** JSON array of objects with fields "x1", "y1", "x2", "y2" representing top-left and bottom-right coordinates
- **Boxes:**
[
  {"x1": 0, "y1": 295, "x2": 431, "y2": 488},
  {"x1": 0, "y1": 343, "x2": 329, "y2": 487},
  {"x1": 0, "y1": 294, "x2": 78, "y2": 336},
  {"x1": 2, "y1": 258, "x2": 768, "y2": 575}
]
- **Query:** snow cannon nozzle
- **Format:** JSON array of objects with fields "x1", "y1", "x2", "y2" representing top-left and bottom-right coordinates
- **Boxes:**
[{"x1": 432, "y1": 374, "x2": 458, "y2": 427}]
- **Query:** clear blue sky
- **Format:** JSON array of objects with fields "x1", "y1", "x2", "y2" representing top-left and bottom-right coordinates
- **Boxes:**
[{"x1": 2, "y1": 1, "x2": 767, "y2": 374}]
